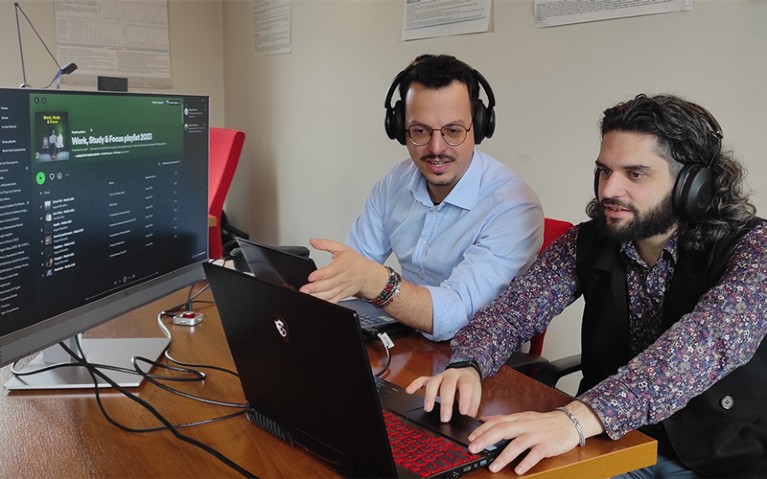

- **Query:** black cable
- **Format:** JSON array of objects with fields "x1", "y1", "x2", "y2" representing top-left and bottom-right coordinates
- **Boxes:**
[
  {"x1": 9, "y1": 280, "x2": 255, "y2": 476},
  {"x1": 373, "y1": 333, "x2": 393, "y2": 377},
  {"x1": 61, "y1": 340, "x2": 258, "y2": 479},
  {"x1": 132, "y1": 355, "x2": 246, "y2": 408},
  {"x1": 10, "y1": 354, "x2": 72, "y2": 376},
  {"x1": 109, "y1": 409, "x2": 247, "y2": 434},
  {"x1": 10, "y1": 353, "x2": 204, "y2": 382},
  {"x1": 10, "y1": 337, "x2": 205, "y2": 383},
  {"x1": 12, "y1": 335, "x2": 240, "y2": 411},
  {"x1": 183, "y1": 282, "x2": 210, "y2": 312},
  {"x1": 156, "y1": 310, "x2": 240, "y2": 378},
  {"x1": 13, "y1": 303, "x2": 236, "y2": 388},
  {"x1": 10, "y1": 280, "x2": 214, "y2": 380}
]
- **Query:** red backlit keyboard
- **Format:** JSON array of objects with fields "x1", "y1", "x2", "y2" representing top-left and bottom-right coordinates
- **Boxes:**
[{"x1": 383, "y1": 410, "x2": 481, "y2": 478}]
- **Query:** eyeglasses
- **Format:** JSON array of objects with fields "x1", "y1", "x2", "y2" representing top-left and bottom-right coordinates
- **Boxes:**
[{"x1": 406, "y1": 124, "x2": 472, "y2": 147}]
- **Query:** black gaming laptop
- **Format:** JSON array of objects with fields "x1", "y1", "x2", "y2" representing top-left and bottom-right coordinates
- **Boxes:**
[
  {"x1": 203, "y1": 263, "x2": 505, "y2": 479},
  {"x1": 234, "y1": 237, "x2": 411, "y2": 339}
]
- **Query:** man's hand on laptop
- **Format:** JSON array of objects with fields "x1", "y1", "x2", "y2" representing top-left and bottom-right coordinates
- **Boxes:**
[
  {"x1": 406, "y1": 368, "x2": 482, "y2": 423},
  {"x1": 300, "y1": 238, "x2": 389, "y2": 303},
  {"x1": 464, "y1": 401, "x2": 604, "y2": 475}
]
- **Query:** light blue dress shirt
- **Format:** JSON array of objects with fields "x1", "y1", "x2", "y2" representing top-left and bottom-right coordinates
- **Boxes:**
[{"x1": 345, "y1": 150, "x2": 543, "y2": 341}]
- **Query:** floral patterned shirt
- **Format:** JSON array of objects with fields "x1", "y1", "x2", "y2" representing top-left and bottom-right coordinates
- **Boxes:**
[{"x1": 450, "y1": 220, "x2": 767, "y2": 439}]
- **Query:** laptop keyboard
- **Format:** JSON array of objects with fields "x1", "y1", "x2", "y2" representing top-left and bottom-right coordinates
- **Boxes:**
[
  {"x1": 383, "y1": 410, "x2": 481, "y2": 478},
  {"x1": 375, "y1": 376, "x2": 397, "y2": 392},
  {"x1": 358, "y1": 312, "x2": 391, "y2": 326}
]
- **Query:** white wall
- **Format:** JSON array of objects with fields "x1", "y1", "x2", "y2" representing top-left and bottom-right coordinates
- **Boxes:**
[
  {"x1": 0, "y1": 0, "x2": 227, "y2": 125},
  {"x1": 221, "y1": 0, "x2": 767, "y2": 394},
  {"x1": 222, "y1": 0, "x2": 766, "y2": 243}
]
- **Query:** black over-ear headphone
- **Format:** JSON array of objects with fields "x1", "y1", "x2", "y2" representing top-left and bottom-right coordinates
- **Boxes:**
[
  {"x1": 594, "y1": 119, "x2": 723, "y2": 222},
  {"x1": 670, "y1": 123, "x2": 722, "y2": 221},
  {"x1": 384, "y1": 60, "x2": 496, "y2": 145}
]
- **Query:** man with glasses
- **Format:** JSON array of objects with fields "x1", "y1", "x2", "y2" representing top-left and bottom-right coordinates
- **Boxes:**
[{"x1": 299, "y1": 55, "x2": 543, "y2": 341}]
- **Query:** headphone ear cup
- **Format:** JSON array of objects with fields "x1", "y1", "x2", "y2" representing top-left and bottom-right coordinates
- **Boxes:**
[
  {"x1": 392, "y1": 101, "x2": 406, "y2": 145},
  {"x1": 673, "y1": 164, "x2": 713, "y2": 220},
  {"x1": 384, "y1": 106, "x2": 396, "y2": 141},
  {"x1": 594, "y1": 171, "x2": 600, "y2": 200},
  {"x1": 472, "y1": 100, "x2": 487, "y2": 145},
  {"x1": 485, "y1": 106, "x2": 495, "y2": 140},
  {"x1": 471, "y1": 68, "x2": 495, "y2": 145},
  {"x1": 384, "y1": 100, "x2": 406, "y2": 145},
  {"x1": 471, "y1": 99, "x2": 495, "y2": 145}
]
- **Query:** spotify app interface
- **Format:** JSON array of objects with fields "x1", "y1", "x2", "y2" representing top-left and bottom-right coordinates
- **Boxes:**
[{"x1": 0, "y1": 89, "x2": 208, "y2": 336}]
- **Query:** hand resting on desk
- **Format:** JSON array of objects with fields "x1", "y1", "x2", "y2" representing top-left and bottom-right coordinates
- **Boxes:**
[{"x1": 407, "y1": 369, "x2": 604, "y2": 475}]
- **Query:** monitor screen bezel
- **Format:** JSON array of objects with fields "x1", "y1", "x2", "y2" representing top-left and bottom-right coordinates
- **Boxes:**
[{"x1": 0, "y1": 87, "x2": 209, "y2": 370}]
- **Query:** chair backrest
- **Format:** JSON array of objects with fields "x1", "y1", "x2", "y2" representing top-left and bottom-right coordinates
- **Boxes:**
[
  {"x1": 208, "y1": 127, "x2": 245, "y2": 218},
  {"x1": 528, "y1": 217, "x2": 574, "y2": 356},
  {"x1": 540, "y1": 218, "x2": 573, "y2": 255}
]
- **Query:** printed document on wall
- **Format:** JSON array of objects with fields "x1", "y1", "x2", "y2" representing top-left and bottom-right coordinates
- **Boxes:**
[
  {"x1": 402, "y1": 0, "x2": 491, "y2": 41},
  {"x1": 54, "y1": 0, "x2": 172, "y2": 88},
  {"x1": 535, "y1": 0, "x2": 692, "y2": 28},
  {"x1": 253, "y1": 0, "x2": 291, "y2": 56}
]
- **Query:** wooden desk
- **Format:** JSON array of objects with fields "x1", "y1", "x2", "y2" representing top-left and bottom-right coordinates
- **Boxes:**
[{"x1": 0, "y1": 285, "x2": 656, "y2": 478}]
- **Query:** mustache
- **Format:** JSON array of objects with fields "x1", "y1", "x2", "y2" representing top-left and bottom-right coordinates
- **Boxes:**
[
  {"x1": 600, "y1": 198, "x2": 637, "y2": 213},
  {"x1": 420, "y1": 154, "x2": 456, "y2": 162}
]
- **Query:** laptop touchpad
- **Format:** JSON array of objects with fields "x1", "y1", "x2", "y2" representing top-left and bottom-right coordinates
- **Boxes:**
[{"x1": 400, "y1": 407, "x2": 480, "y2": 447}]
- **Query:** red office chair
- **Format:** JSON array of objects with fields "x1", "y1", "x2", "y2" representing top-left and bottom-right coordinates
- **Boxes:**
[
  {"x1": 503, "y1": 218, "x2": 575, "y2": 380},
  {"x1": 208, "y1": 127, "x2": 245, "y2": 260}
]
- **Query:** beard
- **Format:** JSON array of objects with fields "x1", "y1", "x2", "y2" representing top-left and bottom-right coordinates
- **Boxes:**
[
  {"x1": 420, "y1": 153, "x2": 458, "y2": 187},
  {"x1": 596, "y1": 191, "x2": 677, "y2": 243}
]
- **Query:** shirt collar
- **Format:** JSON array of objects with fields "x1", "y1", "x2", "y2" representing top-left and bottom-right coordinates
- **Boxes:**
[
  {"x1": 620, "y1": 231, "x2": 679, "y2": 267},
  {"x1": 410, "y1": 150, "x2": 481, "y2": 210}
]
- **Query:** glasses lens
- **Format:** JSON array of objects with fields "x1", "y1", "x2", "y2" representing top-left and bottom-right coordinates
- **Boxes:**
[
  {"x1": 407, "y1": 126, "x2": 431, "y2": 146},
  {"x1": 441, "y1": 126, "x2": 468, "y2": 146}
]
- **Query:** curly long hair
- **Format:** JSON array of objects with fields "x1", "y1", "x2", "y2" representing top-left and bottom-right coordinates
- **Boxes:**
[{"x1": 586, "y1": 94, "x2": 756, "y2": 252}]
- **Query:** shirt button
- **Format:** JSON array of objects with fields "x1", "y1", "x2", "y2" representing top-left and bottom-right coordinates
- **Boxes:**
[{"x1": 720, "y1": 395, "x2": 734, "y2": 410}]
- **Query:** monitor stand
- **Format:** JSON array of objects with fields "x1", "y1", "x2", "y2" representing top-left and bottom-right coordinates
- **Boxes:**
[{"x1": 4, "y1": 335, "x2": 170, "y2": 391}]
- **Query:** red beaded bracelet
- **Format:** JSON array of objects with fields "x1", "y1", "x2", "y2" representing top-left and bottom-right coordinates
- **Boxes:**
[{"x1": 363, "y1": 266, "x2": 401, "y2": 308}]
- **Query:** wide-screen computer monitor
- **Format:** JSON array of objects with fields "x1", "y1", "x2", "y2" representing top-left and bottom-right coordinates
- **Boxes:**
[{"x1": 0, "y1": 88, "x2": 209, "y2": 390}]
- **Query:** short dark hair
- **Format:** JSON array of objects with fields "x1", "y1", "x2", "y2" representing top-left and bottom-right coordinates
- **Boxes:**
[
  {"x1": 398, "y1": 54, "x2": 480, "y2": 116},
  {"x1": 587, "y1": 94, "x2": 756, "y2": 251}
]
